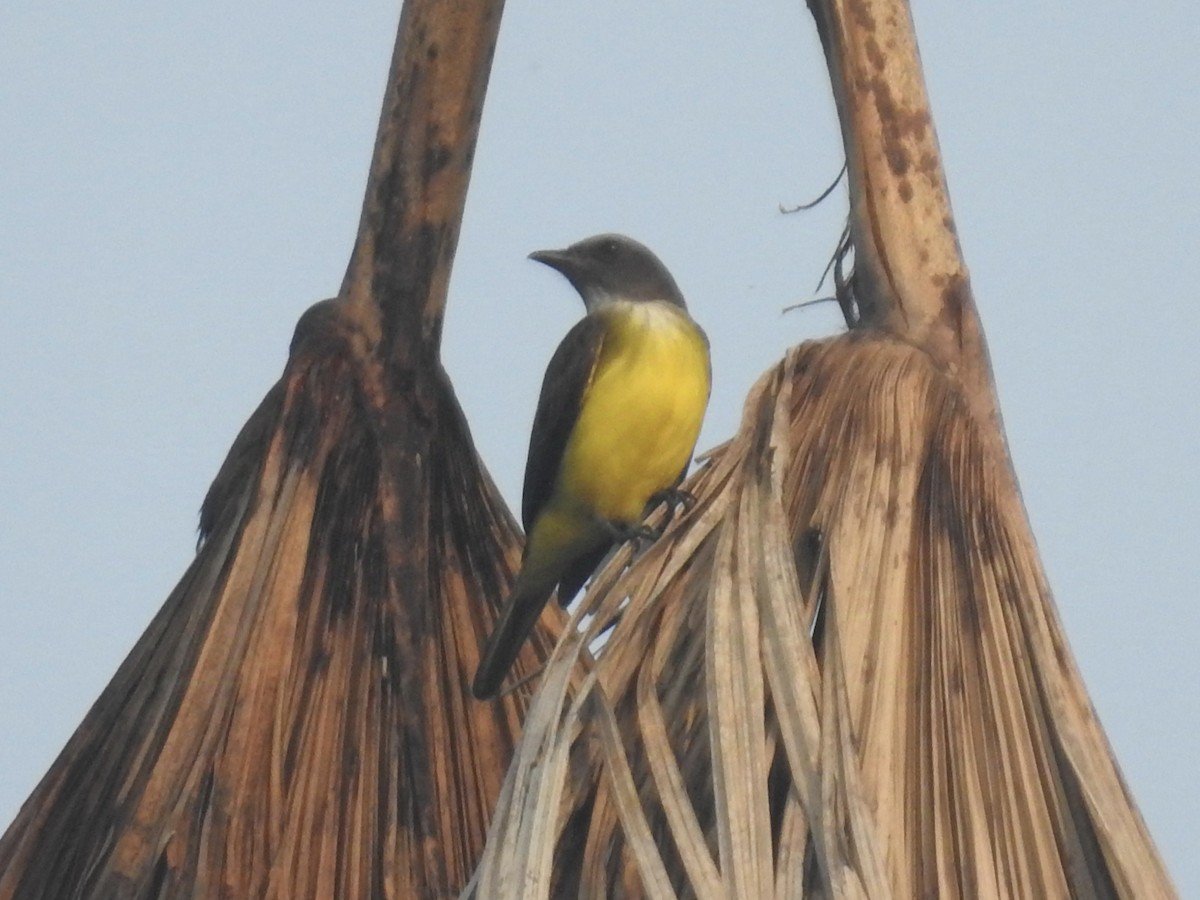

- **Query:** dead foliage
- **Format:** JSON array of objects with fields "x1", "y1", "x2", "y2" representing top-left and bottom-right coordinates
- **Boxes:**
[{"x1": 468, "y1": 334, "x2": 1172, "y2": 898}]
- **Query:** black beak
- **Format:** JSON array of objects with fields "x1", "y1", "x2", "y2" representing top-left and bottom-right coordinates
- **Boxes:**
[{"x1": 528, "y1": 248, "x2": 577, "y2": 277}]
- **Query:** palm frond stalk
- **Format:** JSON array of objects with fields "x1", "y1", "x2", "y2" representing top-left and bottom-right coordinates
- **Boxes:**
[{"x1": 468, "y1": 0, "x2": 1174, "y2": 896}]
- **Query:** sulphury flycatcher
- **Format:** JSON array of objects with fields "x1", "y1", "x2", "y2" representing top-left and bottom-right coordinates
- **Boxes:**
[{"x1": 472, "y1": 233, "x2": 711, "y2": 699}]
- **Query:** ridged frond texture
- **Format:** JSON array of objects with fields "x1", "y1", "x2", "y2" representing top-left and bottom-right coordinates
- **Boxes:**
[
  {"x1": 0, "y1": 311, "x2": 557, "y2": 899},
  {"x1": 470, "y1": 333, "x2": 1173, "y2": 899}
]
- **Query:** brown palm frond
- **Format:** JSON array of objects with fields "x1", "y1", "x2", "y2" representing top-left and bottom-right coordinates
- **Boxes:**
[
  {"x1": 0, "y1": 1, "x2": 538, "y2": 897},
  {"x1": 0, "y1": 350, "x2": 544, "y2": 899},
  {"x1": 471, "y1": 334, "x2": 1171, "y2": 899},
  {"x1": 468, "y1": 0, "x2": 1174, "y2": 895}
]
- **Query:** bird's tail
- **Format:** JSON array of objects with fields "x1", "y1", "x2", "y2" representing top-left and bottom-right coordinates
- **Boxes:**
[{"x1": 472, "y1": 577, "x2": 557, "y2": 699}]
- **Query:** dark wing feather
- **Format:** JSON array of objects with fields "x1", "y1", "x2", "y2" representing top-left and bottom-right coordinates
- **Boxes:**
[
  {"x1": 521, "y1": 315, "x2": 606, "y2": 533},
  {"x1": 556, "y1": 542, "x2": 613, "y2": 607}
]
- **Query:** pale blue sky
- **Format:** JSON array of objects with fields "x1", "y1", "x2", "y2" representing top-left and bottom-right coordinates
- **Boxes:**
[{"x1": 2, "y1": 0, "x2": 1196, "y2": 892}]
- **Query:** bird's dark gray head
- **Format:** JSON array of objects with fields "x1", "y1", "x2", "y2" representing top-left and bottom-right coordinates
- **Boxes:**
[{"x1": 529, "y1": 233, "x2": 687, "y2": 312}]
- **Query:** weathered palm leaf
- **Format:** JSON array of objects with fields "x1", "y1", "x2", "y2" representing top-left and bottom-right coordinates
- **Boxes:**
[
  {"x1": 470, "y1": 336, "x2": 1172, "y2": 900},
  {"x1": 468, "y1": 0, "x2": 1175, "y2": 895},
  {"x1": 0, "y1": 0, "x2": 536, "y2": 897},
  {"x1": 0, "y1": 0, "x2": 1175, "y2": 895},
  {"x1": 0, "y1": 349, "x2": 550, "y2": 899}
]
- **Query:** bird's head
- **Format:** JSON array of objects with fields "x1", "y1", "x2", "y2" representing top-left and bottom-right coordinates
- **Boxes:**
[{"x1": 529, "y1": 233, "x2": 686, "y2": 313}]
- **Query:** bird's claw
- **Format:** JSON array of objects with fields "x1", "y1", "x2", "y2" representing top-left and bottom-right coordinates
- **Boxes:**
[
  {"x1": 607, "y1": 521, "x2": 661, "y2": 549},
  {"x1": 651, "y1": 487, "x2": 696, "y2": 512},
  {"x1": 606, "y1": 489, "x2": 698, "y2": 552},
  {"x1": 646, "y1": 487, "x2": 697, "y2": 530}
]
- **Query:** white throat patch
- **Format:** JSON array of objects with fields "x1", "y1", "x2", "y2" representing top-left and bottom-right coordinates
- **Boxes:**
[{"x1": 585, "y1": 289, "x2": 683, "y2": 321}]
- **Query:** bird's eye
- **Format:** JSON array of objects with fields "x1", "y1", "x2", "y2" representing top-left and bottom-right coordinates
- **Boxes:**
[{"x1": 600, "y1": 239, "x2": 619, "y2": 257}]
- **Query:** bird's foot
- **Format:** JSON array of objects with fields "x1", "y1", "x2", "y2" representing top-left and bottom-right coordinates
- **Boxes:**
[
  {"x1": 606, "y1": 489, "x2": 698, "y2": 552},
  {"x1": 646, "y1": 487, "x2": 697, "y2": 530},
  {"x1": 649, "y1": 487, "x2": 697, "y2": 514},
  {"x1": 607, "y1": 521, "x2": 662, "y2": 549}
]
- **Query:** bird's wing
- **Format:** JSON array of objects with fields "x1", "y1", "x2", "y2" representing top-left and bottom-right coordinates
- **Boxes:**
[{"x1": 521, "y1": 315, "x2": 606, "y2": 533}]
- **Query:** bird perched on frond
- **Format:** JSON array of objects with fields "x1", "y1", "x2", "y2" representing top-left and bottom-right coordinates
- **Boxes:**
[{"x1": 472, "y1": 233, "x2": 711, "y2": 699}]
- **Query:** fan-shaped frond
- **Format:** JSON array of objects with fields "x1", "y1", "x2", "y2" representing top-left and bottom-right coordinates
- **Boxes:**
[{"x1": 469, "y1": 334, "x2": 1171, "y2": 899}]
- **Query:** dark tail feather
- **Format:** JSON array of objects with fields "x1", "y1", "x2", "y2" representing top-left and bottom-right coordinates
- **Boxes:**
[
  {"x1": 556, "y1": 540, "x2": 612, "y2": 607},
  {"x1": 472, "y1": 580, "x2": 556, "y2": 699}
]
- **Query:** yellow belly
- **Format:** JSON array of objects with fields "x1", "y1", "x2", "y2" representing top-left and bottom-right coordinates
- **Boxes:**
[{"x1": 559, "y1": 302, "x2": 710, "y2": 525}]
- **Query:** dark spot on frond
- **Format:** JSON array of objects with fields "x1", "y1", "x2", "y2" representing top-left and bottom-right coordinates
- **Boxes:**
[
  {"x1": 198, "y1": 382, "x2": 285, "y2": 544},
  {"x1": 304, "y1": 402, "x2": 382, "y2": 622},
  {"x1": 424, "y1": 143, "x2": 450, "y2": 179}
]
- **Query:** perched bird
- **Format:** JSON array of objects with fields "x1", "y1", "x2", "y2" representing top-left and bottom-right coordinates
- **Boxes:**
[{"x1": 472, "y1": 233, "x2": 711, "y2": 699}]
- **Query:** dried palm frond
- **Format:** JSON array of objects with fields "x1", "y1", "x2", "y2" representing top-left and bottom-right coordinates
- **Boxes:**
[
  {"x1": 0, "y1": 1, "x2": 533, "y2": 897},
  {"x1": 0, "y1": 0, "x2": 1175, "y2": 895},
  {"x1": 0, "y1": 316, "x2": 561, "y2": 900},
  {"x1": 470, "y1": 332, "x2": 1171, "y2": 899},
  {"x1": 469, "y1": 0, "x2": 1174, "y2": 890}
]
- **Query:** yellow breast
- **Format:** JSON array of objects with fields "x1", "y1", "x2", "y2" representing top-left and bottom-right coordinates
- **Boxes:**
[{"x1": 560, "y1": 300, "x2": 710, "y2": 525}]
